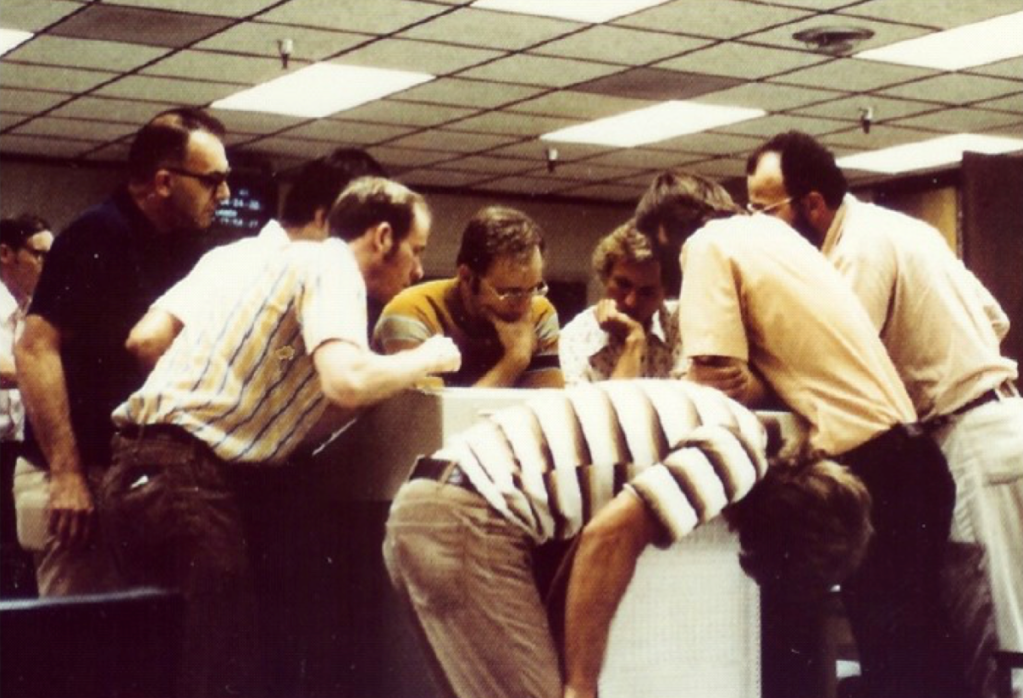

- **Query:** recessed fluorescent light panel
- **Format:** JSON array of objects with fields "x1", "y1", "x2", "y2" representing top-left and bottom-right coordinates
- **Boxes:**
[
  {"x1": 0, "y1": 28, "x2": 33, "y2": 56},
  {"x1": 855, "y1": 11, "x2": 1023, "y2": 71},
  {"x1": 837, "y1": 134, "x2": 1023, "y2": 174},
  {"x1": 211, "y1": 63, "x2": 434, "y2": 119},
  {"x1": 471, "y1": 0, "x2": 670, "y2": 23},
  {"x1": 541, "y1": 101, "x2": 765, "y2": 148}
]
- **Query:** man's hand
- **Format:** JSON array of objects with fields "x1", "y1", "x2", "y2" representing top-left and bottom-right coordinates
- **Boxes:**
[
  {"x1": 48, "y1": 470, "x2": 95, "y2": 549},
  {"x1": 487, "y1": 310, "x2": 536, "y2": 365},
  {"x1": 687, "y1": 356, "x2": 766, "y2": 406},
  {"x1": 594, "y1": 299, "x2": 644, "y2": 342},
  {"x1": 414, "y1": 335, "x2": 462, "y2": 374}
]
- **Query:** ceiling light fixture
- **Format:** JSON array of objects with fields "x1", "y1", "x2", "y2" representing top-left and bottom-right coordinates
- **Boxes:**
[
  {"x1": 470, "y1": 0, "x2": 670, "y2": 24},
  {"x1": 836, "y1": 133, "x2": 1023, "y2": 174},
  {"x1": 211, "y1": 63, "x2": 434, "y2": 119},
  {"x1": 855, "y1": 11, "x2": 1023, "y2": 71},
  {"x1": 792, "y1": 26, "x2": 875, "y2": 55},
  {"x1": 541, "y1": 101, "x2": 765, "y2": 148},
  {"x1": 0, "y1": 27, "x2": 33, "y2": 56}
]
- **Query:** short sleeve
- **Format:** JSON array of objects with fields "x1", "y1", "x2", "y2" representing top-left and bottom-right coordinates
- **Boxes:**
[
  {"x1": 678, "y1": 229, "x2": 749, "y2": 362},
  {"x1": 294, "y1": 241, "x2": 368, "y2": 353}
]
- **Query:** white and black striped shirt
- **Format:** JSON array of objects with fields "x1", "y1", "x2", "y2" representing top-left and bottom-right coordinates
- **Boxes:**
[{"x1": 437, "y1": 379, "x2": 768, "y2": 544}]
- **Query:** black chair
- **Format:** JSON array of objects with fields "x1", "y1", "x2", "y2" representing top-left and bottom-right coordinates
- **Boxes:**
[{"x1": 1, "y1": 587, "x2": 184, "y2": 698}]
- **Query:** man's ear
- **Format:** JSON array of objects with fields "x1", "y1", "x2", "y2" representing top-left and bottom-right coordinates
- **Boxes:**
[
  {"x1": 313, "y1": 207, "x2": 330, "y2": 235},
  {"x1": 801, "y1": 191, "x2": 829, "y2": 226},
  {"x1": 152, "y1": 169, "x2": 174, "y2": 198},
  {"x1": 0, "y1": 243, "x2": 14, "y2": 264},
  {"x1": 371, "y1": 221, "x2": 394, "y2": 256}
]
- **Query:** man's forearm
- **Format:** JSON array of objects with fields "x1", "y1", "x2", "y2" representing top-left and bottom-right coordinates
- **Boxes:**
[
  {"x1": 610, "y1": 333, "x2": 646, "y2": 380},
  {"x1": 474, "y1": 352, "x2": 530, "y2": 388},
  {"x1": 563, "y1": 491, "x2": 658, "y2": 698}
]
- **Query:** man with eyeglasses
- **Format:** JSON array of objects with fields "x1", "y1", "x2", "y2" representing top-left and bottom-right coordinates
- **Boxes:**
[
  {"x1": 1, "y1": 214, "x2": 53, "y2": 596},
  {"x1": 374, "y1": 205, "x2": 564, "y2": 388},
  {"x1": 748, "y1": 130, "x2": 1022, "y2": 698},
  {"x1": 14, "y1": 107, "x2": 229, "y2": 599},
  {"x1": 560, "y1": 220, "x2": 682, "y2": 384}
]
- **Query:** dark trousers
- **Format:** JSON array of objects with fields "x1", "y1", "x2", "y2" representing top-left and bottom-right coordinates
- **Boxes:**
[
  {"x1": 1, "y1": 441, "x2": 37, "y2": 598},
  {"x1": 839, "y1": 424, "x2": 968, "y2": 698}
]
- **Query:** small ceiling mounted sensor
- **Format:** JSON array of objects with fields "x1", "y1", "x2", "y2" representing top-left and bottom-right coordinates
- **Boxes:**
[{"x1": 792, "y1": 26, "x2": 875, "y2": 55}]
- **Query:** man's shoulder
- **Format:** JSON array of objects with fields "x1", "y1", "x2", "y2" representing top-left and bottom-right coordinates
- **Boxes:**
[
  {"x1": 560, "y1": 305, "x2": 598, "y2": 337},
  {"x1": 382, "y1": 278, "x2": 456, "y2": 316}
]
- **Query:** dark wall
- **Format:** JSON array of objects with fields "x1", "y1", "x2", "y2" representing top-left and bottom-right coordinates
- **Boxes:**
[{"x1": 961, "y1": 152, "x2": 1023, "y2": 366}]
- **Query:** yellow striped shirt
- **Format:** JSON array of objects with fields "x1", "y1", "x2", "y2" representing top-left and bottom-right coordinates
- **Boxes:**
[{"x1": 113, "y1": 239, "x2": 368, "y2": 464}]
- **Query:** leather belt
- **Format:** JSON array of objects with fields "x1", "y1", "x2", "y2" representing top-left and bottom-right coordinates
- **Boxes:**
[
  {"x1": 409, "y1": 456, "x2": 474, "y2": 491},
  {"x1": 949, "y1": 380, "x2": 1019, "y2": 418}
]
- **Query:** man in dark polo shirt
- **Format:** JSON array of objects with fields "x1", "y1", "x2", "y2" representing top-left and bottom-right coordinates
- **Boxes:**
[{"x1": 14, "y1": 107, "x2": 229, "y2": 596}]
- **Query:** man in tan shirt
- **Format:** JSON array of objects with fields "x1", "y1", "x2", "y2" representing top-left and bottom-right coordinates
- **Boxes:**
[
  {"x1": 748, "y1": 130, "x2": 1022, "y2": 697},
  {"x1": 636, "y1": 170, "x2": 967, "y2": 698}
]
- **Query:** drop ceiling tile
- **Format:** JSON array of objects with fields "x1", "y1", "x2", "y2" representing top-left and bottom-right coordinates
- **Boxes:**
[
  {"x1": 581, "y1": 149, "x2": 704, "y2": 170},
  {"x1": 487, "y1": 140, "x2": 607, "y2": 161},
  {"x1": 449, "y1": 111, "x2": 577, "y2": 137},
  {"x1": 656, "y1": 42, "x2": 828, "y2": 80},
  {"x1": 977, "y1": 121, "x2": 1023, "y2": 138},
  {"x1": 530, "y1": 25, "x2": 710, "y2": 66},
  {"x1": 106, "y1": 0, "x2": 282, "y2": 17},
  {"x1": 367, "y1": 146, "x2": 459, "y2": 169},
  {"x1": 880, "y1": 74, "x2": 1023, "y2": 105},
  {"x1": 559, "y1": 182, "x2": 645, "y2": 202},
  {"x1": 208, "y1": 109, "x2": 308, "y2": 135},
  {"x1": 281, "y1": 120, "x2": 414, "y2": 144},
  {"x1": 791, "y1": 95, "x2": 941, "y2": 122},
  {"x1": 614, "y1": 0, "x2": 811, "y2": 40},
  {"x1": 652, "y1": 131, "x2": 764, "y2": 156},
  {"x1": 686, "y1": 157, "x2": 747, "y2": 178},
  {"x1": 142, "y1": 50, "x2": 286, "y2": 85},
  {"x1": 399, "y1": 8, "x2": 580, "y2": 50},
  {"x1": 975, "y1": 93, "x2": 1023, "y2": 115},
  {"x1": 82, "y1": 142, "x2": 134, "y2": 162},
  {"x1": 50, "y1": 97, "x2": 179, "y2": 123},
  {"x1": 49, "y1": 4, "x2": 234, "y2": 47},
  {"x1": 696, "y1": 82, "x2": 843, "y2": 112},
  {"x1": 0, "y1": 134, "x2": 98, "y2": 158},
  {"x1": 258, "y1": 0, "x2": 450, "y2": 35},
  {"x1": 573, "y1": 67, "x2": 740, "y2": 101},
  {"x1": 457, "y1": 54, "x2": 624, "y2": 88},
  {"x1": 333, "y1": 100, "x2": 478, "y2": 128},
  {"x1": 1, "y1": 113, "x2": 29, "y2": 130},
  {"x1": 538, "y1": 160, "x2": 644, "y2": 181},
  {"x1": 714, "y1": 113, "x2": 848, "y2": 137},
  {"x1": 388, "y1": 128, "x2": 518, "y2": 152},
  {"x1": 3, "y1": 36, "x2": 171, "y2": 71},
  {"x1": 0, "y1": 0, "x2": 85, "y2": 32},
  {"x1": 770, "y1": 58, "x2": 936, "y2": 92},
  {"x1": 965, "y1": 57, "x2": 1023, "y2": 82},
  {"x1": 756, "y1": 0, "x2": 860, "y2": 9},
  {"x1": 0, "y1": 88, "x2": 73, "y2": 115},
  {"x1": 475, "y1": 174, "x2": 576, "y2": 195},
  {"x1": 194, "y1": 21, "x2": 368, "y2": 60},
  {"x1": 430, "y1": 154, "x2": 534, "y2": 175},
  {"x1": 396, "y1": 78, "x2": 546, "y2": 109},
  {"x1": 9, "y1": 116, "x2": 137, "y2": 141},
  {"x1": 818, "y1": 123, "x2": 937, "y2": 150},
  {"x1": 0, "y1": 63, "x2": 117, "y2": 93},
  {"x1": 236, "y1": 137, "x2": 343, "y2": 160},
  {"x1": 746, "y1": 14, "x2": 929, "y2": 53},
  {"x1": 507, "y1": 92, "x2": 654, "y2": 120},
  {"x1": 333, "y1": 39, "x2": 504, "y2": 75},
  {"x1": 96, "y1": 75, "x2": 243, "y2": 104},
  {"x1": 837, "y1": 0, "x2": 1023, "y2": 29},
  {"x1": 401, "y1": 168, "x2": 493, "y2": 188},
  {"x1": 890, "y1": 108, "x2": 1022, "y2": 134}
]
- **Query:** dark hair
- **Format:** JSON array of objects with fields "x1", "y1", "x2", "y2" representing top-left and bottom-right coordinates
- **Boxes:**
[
  {"x1": 635, "y1": 170, "x2": 741, "y2": 249},
  {"x1": 327, "y1": 177, "x2": 426, "y2": 244},
  {"x1": 0, "y1": 214, "x2": 51, "y2": 249},
  {"x1": 746, "y1": 131, "x2": 848, "y2": 209},
  {"x1": 455, "y1": 206, "x2": 545, "y2": 275},
  {"x1": 127, "y1": 107, "x2": 226, "y2": 184},
  {"x1": 725, "y1": 458, "x2": 873, "y2": 597},
  {"x1": 280, "y1": 148, "x2": 387, "y2": 228}
]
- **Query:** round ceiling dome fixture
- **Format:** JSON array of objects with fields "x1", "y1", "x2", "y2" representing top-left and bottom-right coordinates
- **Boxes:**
[{"x1": 792, "y1": 26, "x2": 875, "y2": 55}]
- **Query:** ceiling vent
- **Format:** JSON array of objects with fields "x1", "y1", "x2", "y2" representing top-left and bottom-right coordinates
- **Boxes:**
[{"x1": 792, "y1": 26, "x2": 875, "y2": 55}]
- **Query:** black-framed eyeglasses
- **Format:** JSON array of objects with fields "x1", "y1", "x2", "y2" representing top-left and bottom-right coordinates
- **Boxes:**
[
  {"x1": 164, "y1": 166, "x2": 231, "y2": 190},
  {"x1": 746, "y1": 197, "x2": 792, "y2": 215},
  {"x1": 482, "y1": 278, "x2": 549, "y2": 302}
]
